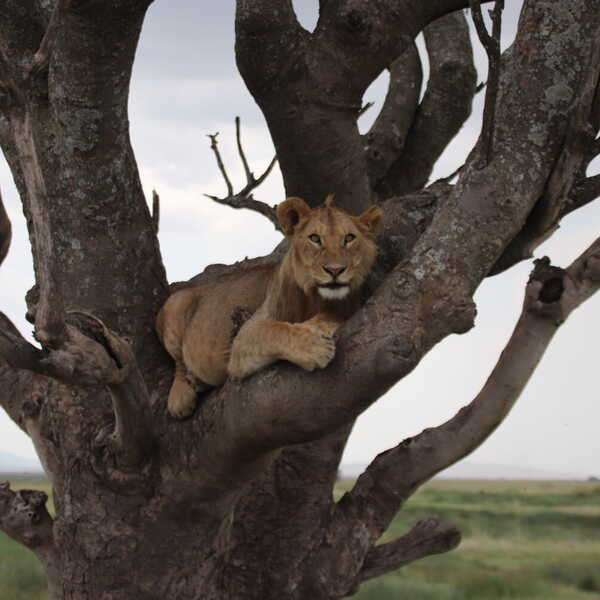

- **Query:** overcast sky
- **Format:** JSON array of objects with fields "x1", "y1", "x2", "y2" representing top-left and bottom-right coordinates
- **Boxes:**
[{"x1": 0, "y1": 1, "x2": 598, "y2": 478}]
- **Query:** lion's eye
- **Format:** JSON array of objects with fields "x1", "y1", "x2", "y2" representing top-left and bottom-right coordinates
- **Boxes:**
[
  {"x1": 344, "y1": 233, "x2": 356, "y2": 245},
  {"x1": 308, "y1": 234, "x2": 321, "y2": 245}
]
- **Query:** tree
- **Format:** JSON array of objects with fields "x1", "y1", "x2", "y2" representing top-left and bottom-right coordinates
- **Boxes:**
[{"x1": 0, "y1": 0, "x2": 599, "y2": 598}]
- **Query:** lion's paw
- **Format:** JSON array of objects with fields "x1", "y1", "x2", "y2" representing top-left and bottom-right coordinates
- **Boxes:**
[
  {"x1": 167, "y1": 391, "x2": 197, "y2": 419},
  {"x1": 294, "y1": 325, "x2": 336, "y2": 371}
]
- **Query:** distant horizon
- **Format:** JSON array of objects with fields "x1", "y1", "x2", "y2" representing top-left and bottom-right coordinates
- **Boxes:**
[{"x1": 2, "y1": 450, "x2": 597, "y2": 482}]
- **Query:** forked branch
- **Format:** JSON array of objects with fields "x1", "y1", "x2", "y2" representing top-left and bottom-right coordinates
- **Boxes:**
[{"x1": 205, "y1": 117, "x2": 279, "y2": 228}]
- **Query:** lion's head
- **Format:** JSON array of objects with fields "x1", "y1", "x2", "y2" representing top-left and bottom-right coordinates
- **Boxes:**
[{"x1": 276, "y1": 195, "x2": 382, "y2": 301}]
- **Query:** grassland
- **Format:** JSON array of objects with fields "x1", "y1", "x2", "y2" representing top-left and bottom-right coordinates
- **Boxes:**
[{"x1": 1, "y1": 477, "x2": 599, "y2": 599}]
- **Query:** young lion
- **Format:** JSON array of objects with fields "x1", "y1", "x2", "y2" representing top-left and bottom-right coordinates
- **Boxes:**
[{"x1": 156, "y1": 195, "x2": 382, "y2": 418}]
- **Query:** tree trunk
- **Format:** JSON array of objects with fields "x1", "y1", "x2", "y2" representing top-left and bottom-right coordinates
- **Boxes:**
[{"x1": 0, "y1": 1, "x2": 599, "y2": 599}]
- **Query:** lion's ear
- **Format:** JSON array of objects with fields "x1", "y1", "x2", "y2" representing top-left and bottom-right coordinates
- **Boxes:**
[
  {"x1": 356, "y1": 205, "x2": 382, "y2": 236},
  {"x1": 277, "y1": 197, "x2": 312, "y2": 236}
]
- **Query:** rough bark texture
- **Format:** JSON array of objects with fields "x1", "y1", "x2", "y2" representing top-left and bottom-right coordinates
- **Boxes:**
[{"x1": 0, "y1": 1, "x2": 599, "y2": 599}]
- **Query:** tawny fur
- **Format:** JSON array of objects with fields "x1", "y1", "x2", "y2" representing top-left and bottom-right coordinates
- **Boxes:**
[{"x1": 156, "y1": 196, "x2": 382, "y2": 417}]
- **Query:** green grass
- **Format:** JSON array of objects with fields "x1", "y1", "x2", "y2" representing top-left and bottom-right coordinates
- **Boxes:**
[
  {"x1": 343, "y1": 479, "x2": 600, "y2": 600},
  {"x1": 1, "y1": 477, "x2": 599, "y2": 599}
]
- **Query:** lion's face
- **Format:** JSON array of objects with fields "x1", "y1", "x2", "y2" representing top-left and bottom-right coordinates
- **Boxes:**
[{"x1": 277, "y1": 196, "x2": 382, "y2": 301}]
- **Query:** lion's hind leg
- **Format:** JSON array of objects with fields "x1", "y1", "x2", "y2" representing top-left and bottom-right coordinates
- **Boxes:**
[{"x1": 167, "y1": 361, "x2": 210, "y2": 419}]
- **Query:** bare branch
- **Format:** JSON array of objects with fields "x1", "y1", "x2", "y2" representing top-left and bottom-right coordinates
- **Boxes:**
[
  {"x1": 379, "y1": 11, "x2": 476, "y2": 196},
  {"x1": 358, "y1": 517, "x2": 461, "y2": 582},
  {"x1": 206, "y1": 118, "x2": 279, "y2": 228},
  {"x1": 207, "y1": 132, "x2": 234, "y2": 198},
  {"x1": 364, "y1": 43, "x2": 423, "y2": 185},
  {"x1": 0, "y1": 482, "x2": 54, "y2": 558},
  {"x1": 470, "y1": 0, "x2": 503, "y2": 168},
  {"x1": 205, "y1": 192, "x2": 279, "y2": 229},
  {"x1": 235, "y1": 116, "x2": 253, "y2": 184}
]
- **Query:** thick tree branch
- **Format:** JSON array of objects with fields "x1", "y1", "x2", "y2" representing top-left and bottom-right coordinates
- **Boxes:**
[
  {"x1": 358, "y1": 517, "x2": 461, "y2": 582},
  {"x1": 364, "y1": 44, "x2": 422, "y2": 185},
  {"x1": 235, "y1": 0, "x2": 306, "y2": 96},
  {"x1": 379, "y1": 11, "x2": 477, "y2": 196},
  {"x1": 205, "y1": 119, "x2": 279, "y2": 228},
  {"x1": 491, "y1": 31, "x2": 600, "y2": 275},
  {"x1": 11, "y1": 115, "x2": 65, "y2": 345},
  {"x1": 0, "y1": 482, "x2": 54, "y2": 559}
]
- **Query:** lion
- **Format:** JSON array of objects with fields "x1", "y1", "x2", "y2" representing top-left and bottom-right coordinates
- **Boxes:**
[{"x1": 156, "y1": 194, "x2": 382, "y2": 418}]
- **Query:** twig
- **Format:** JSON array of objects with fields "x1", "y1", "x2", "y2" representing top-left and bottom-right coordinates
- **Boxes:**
[
  {"x1": 358, "y1": 101, "x2": 375, "y2": 118},
  {"x1": 206, "y1": 118, "x2": 279, "y2": 228},
  {"x1": 152, "y1": 189, "x2": 160, "y2": 234},
  {"x1": 204, "y1": 192, "x2": 279, "y2": 229},
  {"x1": 470, "y1": 0, "x2": 504, "y2": 168},
  {"x1": 235, "y1": 116, "x2": 253, "y2": 183},
  {"x1": 207, "y1": 132, "x2": 234, "y2": 198}
]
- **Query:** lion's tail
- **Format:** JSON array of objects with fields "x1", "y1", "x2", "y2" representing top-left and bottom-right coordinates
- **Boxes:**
[{"x1": 0, "y1": 189, "x2": 11, "y2": 268}]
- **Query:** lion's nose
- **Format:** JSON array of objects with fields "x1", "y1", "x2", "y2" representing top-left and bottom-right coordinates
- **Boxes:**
[{"x1": 323, "y1": 265, "x2": 346, "y2": 279}]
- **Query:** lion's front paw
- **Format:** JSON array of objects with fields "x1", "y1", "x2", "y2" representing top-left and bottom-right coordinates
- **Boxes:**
[{"x1": 293, "y1": 325, "x2": 336, "y2": 371}]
